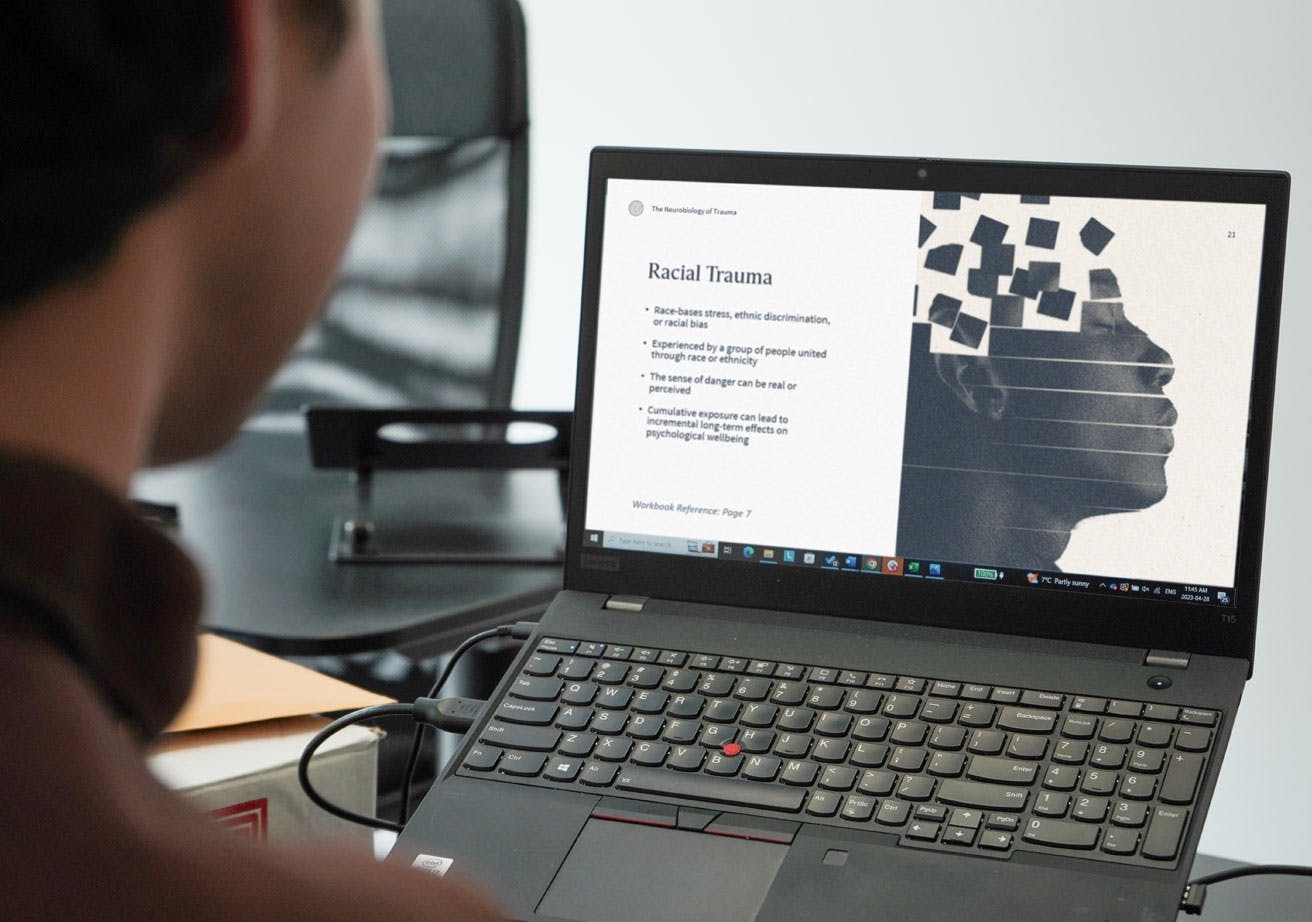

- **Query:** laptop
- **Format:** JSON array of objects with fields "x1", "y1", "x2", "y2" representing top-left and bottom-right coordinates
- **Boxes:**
[{"x1": 396, "y1": 149, "x2": 1289, "y2": 921}]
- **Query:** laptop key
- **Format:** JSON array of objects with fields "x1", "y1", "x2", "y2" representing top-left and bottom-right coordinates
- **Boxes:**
[
  {"x1": 666, "y1": 694, "x2": 704, "y2": 718},
  {"x1": 480, "y1": 723, "x2": 560, "y2": 752},
  {"x1": 841, "y1": 795, "x2": 877, "y2": 822},
  {"x1": 937, "y1": 779, "x2": 1029, "y2": 811},
  {"x1": 543, "y1": 758, "x2": 583, "y2": 782},
  {"x1": 743, "y1": 755, "x2": 781, "y2": 781},
  {"x1": 967, "y1": 756, "x2": 1037, "y2": 785},
  {"x1": 557, "y1": 657, "x2": 593, "y2": 680},
  {"x1": 499, "y1": 751, "x2": 547, "y2": 777},
  {"x1": 1160, "y1": 753, "x2": 1204, "y2": 804},
  {"x1": 558, "y1": 732, "x2": 596, "y2": 757},
  {"x1": 510, "y1": 676, "x2": 563, "y2": 701},
  {"x1": 806, "y1": 790, "x2": 841, "y2": 817},
  {"x1": 556, "y1": 706, "x2": 593, "y2": 730},
  {"x1": 780, "y1": 760, "x2": 819, "y2": 786},
  {"x1": 463, "y1": 745, "x2": 501, "y2": 771},
  {"x1": 614, "y1": 766, "x2": 805, "y2": 812},
  {"x1": 632, "y1": 742, "x2": 669, "y2": 766},
  {"x1": 998, "y1": 707, "x2": 1056, "y2": 734},
  {"x1": 1022, "y1": 818, "x2": 1098, "y2": 849},
  {"x1": 579, "y1": 761, "x2": 619, "y2": 787},
  {"x1": 662, "y1": 669, "x2": 700, "y2": 693},
  {"x1": 525, "y1": 654, "x2": 560, "y2": 676},
  {"x1": 495, "y1": 700, "x2": 556, "y2": 725},
  {"x1": 1142, "y1": 806, "x2": 1188, "y2": 860},
  {"x1": 667, "y1": 746, "x2": 706, "y2": 771}
]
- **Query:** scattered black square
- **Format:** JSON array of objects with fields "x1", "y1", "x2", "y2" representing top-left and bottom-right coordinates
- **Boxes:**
[
  {"x1": 1037, "y1": 288, "x2": 1076, "y2": 321},
  {"x1": 990, "y1": 294, "x2": 1024, "y2": 327},
  {"x1": 1089, "y1": 268, "x2": 1121, "y2": 299},
  {"x1": 928, "y1": 293, "x2": 962, "y2": 327},
  {"x1": 967, "y1": 269, "x2": 999, "y2": 297},
  {"x1": 950, "y1": 312, "x2": 987, "y2": 349},
  {"x1": 919, "y1": 216, "x2": 936, "y2": 248},
  {"x1": 970, "y1": 215, "x2": 1009, "y2": 247},
  {"x1": 1026, "y1": 217, "x2": 1060, "y2": 249},
  {"x1": 1080, "y1": 218, "x2": 1114, "y2": 255},
  {"x1": 932, "y1": 192, "x2": 962, "y2": 210},
  {"x1": 1009, "y1": 267, "x2": 1036, "y2": 299},
  {"x1": 1020, "y1": 194, "x2": 1050, "y2": 204},
  {"x1": 979, "y1": 243, "x2": 1015, "y2": 275},
  {"x1": 1028, "y1": 260, "x2": 1061, "y2": 293},
  {"x1": 1081, "y1": 300, "x2": 1121, "y2": 332},
  {"x1": 925, "y1": 243, "x2": 964, "y2": 275}
]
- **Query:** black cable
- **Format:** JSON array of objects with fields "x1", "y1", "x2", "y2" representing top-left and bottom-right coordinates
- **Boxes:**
[
  {"x1": 1180, "y1": 864, "x2": 1312, "y2": 914},
  {"x1": 297, "y1": 703, "x2": 416, "y2": 833},
  {"x1": 297, "y1": 696, "x2": 488, "y2": 833},
  {"x1": 397, "y1": 621, "x2": 535, "y2": 824}
]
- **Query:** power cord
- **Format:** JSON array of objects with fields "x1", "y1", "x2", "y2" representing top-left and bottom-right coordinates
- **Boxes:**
[
  {"x1": 398, "y1": 621, "x2": 534, "y2": 824},
  {"x1": 297, "y1": 696, "x2": 486, "y2": 833},
  {"x1": 1180, "y1": 864, "x2": 1312, "y2": 915},
  {"x1": 296, "y1": 621, "x2": 536, "y2": 832}
]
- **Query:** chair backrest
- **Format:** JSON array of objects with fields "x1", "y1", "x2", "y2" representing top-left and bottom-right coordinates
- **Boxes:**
[{"x1": 252, "y1": 0, "x2": 529, "y2": 430}]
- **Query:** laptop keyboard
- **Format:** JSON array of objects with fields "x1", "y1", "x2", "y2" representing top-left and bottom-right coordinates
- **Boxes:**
[{"x1": 456, "y1": 637, "x2": 1219, "y2": 869}]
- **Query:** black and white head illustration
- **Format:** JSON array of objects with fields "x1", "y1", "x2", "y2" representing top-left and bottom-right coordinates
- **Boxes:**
[{"x1": 898, "y1": 193, "x2": 1176, "y2": 572}]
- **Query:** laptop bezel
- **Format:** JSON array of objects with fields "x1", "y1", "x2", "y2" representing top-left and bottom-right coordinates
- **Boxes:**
[{"x1": 564, "y1": 146, "x2": 1289, "y2": 668}]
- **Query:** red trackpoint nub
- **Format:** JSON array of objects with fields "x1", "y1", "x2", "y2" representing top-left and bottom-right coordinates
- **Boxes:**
[{"x1": 722, "y1": 743, "x2": 742, "y2": 757}]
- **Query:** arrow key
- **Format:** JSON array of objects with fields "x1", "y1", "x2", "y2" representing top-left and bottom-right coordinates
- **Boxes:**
[{"x1": 906, "y1": 821, "x2": 940, "y2": 841}]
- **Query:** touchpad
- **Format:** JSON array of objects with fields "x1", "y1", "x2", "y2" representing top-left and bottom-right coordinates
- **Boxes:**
[{"x1": 537, "y1": 817, "x2": 787, "y2": 922}]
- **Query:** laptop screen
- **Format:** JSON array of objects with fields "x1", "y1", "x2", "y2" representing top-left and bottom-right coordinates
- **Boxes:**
[{"x1": 569, "y1": 151, "x2": 1288, "y2": 654}]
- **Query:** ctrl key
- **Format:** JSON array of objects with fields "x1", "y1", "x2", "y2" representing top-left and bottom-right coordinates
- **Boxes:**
[{"x1": 498, "y1": 750, "x2": 548, "y2": 777}]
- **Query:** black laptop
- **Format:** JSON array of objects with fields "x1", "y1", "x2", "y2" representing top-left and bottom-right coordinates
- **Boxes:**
[{"x1": 395, "y1": 149, "x2": 1289, "y2": 921}]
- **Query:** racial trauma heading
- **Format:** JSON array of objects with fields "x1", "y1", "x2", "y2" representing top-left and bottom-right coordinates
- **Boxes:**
[{"x1": 649, "y1": 262, "x2": 773, "y2": 285}]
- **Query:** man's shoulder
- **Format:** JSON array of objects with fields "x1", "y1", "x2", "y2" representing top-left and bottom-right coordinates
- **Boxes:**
[{"x1": 0, "y1": 634, "x2": 503, "y2": 920}]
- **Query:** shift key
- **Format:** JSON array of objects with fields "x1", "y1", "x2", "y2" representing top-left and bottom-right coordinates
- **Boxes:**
[
  {"x1": 938, "y1": 779, "x2": 1030, "y2": 812},
  {"x1": 479, "y1": 722, "x2": 561, "y2": 752}
]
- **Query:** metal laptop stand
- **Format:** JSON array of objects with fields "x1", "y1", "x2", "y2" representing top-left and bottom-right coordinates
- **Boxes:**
[{"x1": 305, "y1": 407, "x2": 571, "y2": 565}]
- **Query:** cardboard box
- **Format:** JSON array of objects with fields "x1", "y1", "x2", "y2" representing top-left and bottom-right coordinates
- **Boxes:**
[{"x1": 149, "y1": 635, "x2": 393, "y2": 852}]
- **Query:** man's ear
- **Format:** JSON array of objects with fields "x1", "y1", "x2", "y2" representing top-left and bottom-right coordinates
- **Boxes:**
[
  {"x1": 217, "y1": 0, "x2": 278, "y2": 156},
  {"x1": 933, "y1": 353, "x2": 1009, "y2": 420}
]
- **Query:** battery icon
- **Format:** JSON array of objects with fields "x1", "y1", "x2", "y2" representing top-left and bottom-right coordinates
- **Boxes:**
[{"x1": 973, "y1": 567, "x2": 999, "y2": 581}]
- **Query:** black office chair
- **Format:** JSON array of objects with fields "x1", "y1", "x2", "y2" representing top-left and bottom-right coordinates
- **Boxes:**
[{"x1": 253, "y1": 0, "x2": 530, "y2": 428}]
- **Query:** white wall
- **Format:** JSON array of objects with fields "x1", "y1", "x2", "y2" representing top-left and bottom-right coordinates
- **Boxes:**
[{"x1": 512, "y1": 0, "x2": 1311, "y2": 866}]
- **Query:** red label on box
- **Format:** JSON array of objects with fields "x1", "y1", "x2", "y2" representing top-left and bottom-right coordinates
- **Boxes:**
[{"x1": 210, "y1": 798, "x2": 269, "y2": 844}]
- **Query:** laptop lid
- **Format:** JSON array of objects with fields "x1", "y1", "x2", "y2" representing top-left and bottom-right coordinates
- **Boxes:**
[{"x1": 564, "y1": 149, "x2": 1289, "y2": 666}]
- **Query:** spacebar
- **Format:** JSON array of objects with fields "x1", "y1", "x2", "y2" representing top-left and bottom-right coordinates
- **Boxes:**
[{"x1": 614, "y1": 767, "x2": 805, "y2": 813}]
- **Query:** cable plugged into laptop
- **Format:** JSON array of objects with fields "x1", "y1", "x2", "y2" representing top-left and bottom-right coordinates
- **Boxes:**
[
  {"x1": 297, "y1": 620, "x2": 537, "y2": 833},
  {"x1": 412, "y1": 695, "x2": 485, "y2": 732},
  {"x1": 1179, "y1": 865, "x2": 1312, "y2": 915}
]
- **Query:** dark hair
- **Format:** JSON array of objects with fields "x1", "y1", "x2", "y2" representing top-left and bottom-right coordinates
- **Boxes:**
[{"x1": 0, "y1": 1, "x2": 348, "y2": 311}]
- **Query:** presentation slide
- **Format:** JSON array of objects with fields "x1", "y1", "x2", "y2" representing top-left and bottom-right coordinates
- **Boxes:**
[{"x1": 584, "y1": 179, "x2": 921, "y2": 552}]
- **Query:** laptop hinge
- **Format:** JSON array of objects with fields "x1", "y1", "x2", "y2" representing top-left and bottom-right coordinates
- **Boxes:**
[
  {"x1": 1144, "y1": 650, "x2": 1191, "y2": 670},
  {"x1": 604, "y1": 595, "x2": 649, "y2": 613}
]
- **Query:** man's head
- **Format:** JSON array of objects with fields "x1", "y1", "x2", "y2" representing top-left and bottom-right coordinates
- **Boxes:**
[
  {"x1": 913, "y1": 194, "x2": 1177, "y2": 517},
  {"x1": 0, "y1": 0, "x2": 385, "y2": 469}
]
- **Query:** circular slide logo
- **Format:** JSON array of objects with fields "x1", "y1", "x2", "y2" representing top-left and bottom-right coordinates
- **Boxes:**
[{"x1": 628, "y1": 200, "x2": 645, "y2": 217}]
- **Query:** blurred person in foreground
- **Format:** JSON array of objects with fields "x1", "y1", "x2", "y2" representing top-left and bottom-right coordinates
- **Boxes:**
[{"x1": 0, "y1": 2, "x2": 502, "y2": 918}]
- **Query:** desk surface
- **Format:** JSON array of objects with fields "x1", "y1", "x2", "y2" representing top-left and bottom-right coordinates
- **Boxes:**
[{"x1": 135, "y1": 429, "x2": 563, "y2": 655}]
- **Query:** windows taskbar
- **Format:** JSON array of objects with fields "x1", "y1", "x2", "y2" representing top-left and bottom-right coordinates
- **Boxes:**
[{"x1": 582, "y1": 529, "x2": 1234, "y2": 607}]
